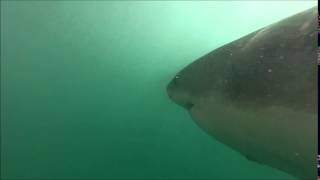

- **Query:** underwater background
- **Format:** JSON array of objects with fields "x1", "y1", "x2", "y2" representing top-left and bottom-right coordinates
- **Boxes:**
[{"x1": 1, "y1": 1, "x2": 317, "y2": 179}]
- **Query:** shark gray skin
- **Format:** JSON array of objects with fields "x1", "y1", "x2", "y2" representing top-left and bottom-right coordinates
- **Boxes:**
[{"x1": 167, "y1": 7, "x2": 317, "y2": 180}]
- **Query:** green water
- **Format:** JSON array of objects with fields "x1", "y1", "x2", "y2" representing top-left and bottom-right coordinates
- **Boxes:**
[{"x1": 1, "y1": 1, "x2": 317, "y2": 179}]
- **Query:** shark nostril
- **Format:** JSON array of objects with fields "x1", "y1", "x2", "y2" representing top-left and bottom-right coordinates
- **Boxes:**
[
  {"x1": 183, "y1": 102, "x2": 194, "y2": 110},
  {"x1": 173, "y1": 75, "x2": 180, "y2": 85}
]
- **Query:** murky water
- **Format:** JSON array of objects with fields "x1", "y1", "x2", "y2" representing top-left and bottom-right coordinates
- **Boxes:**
[{"x1": 1, "y1": 1, "x2": 316, "y2": 179}]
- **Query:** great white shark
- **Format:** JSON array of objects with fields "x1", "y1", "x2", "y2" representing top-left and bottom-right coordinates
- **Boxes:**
[{"x1": 167, "y1": 7, "x2": 317, "y2": 180}]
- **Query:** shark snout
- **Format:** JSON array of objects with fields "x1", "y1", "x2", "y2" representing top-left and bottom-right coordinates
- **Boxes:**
[{"x1": 167, "y1": 77, "x2": 194, "y2": 110}]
